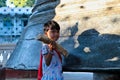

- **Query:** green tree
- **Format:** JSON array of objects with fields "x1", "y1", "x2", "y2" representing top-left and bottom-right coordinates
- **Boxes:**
[
  {"x1": 6, "y1": 0, "x2": 35, "y2": 7},
  {"x1": 25, "y1": 0, "x2": 35, "y2": 7},
  {"x1": 0, "y1": 0, "x2": 6, "y2": 7}
]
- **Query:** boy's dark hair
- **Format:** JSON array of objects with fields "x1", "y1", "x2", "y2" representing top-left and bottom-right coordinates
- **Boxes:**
[{"x1": 44, "y1": 20, "x2": 60, "y2": 32}]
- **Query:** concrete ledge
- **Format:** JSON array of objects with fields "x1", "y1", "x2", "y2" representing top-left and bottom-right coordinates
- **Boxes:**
[
  {"x1": 0, "y1": 68, "x2": 37, "y2": 80},
  {"x1": 63, "y1": 66, "x2": 120, "y2": 73}
]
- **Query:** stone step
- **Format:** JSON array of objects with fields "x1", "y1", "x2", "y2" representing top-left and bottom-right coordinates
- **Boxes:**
[
  {"x1": 6, "y1": 72, "x2": 93, "y2": 80},
  {"x1": 0, "y1": 68, "x2": 93, "y2": 80}
]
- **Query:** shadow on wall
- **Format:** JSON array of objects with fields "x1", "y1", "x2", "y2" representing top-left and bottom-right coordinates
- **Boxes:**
[
  {"x1": 60, "y1": 22, "x2": 80, "y2": 66},
  {"x1": 61, "y1": 23, "x2": 120, "y2": 68}
]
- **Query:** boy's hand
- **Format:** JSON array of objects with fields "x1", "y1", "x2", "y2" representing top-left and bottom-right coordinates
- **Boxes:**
[{"x1": 48, "y1": 41, "x2": 56, "y2": 51}]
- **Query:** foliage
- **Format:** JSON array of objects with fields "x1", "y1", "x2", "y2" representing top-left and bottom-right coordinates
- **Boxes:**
[
  {"x1": 0, "y1": 0, "x2": 6, "y2": 7},
  {"x1": 6, "y1": 0, "x2": 35, "y2": 7}
]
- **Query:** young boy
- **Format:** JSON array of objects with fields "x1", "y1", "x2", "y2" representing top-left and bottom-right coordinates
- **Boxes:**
[{"x1": 38, "y1": 20, "x2": 63, "y2": 80}]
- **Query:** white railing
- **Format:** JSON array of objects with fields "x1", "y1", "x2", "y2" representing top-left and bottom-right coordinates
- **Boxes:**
[{"x1": 0, "y1": 44, "x2": 16, "y2": 67}]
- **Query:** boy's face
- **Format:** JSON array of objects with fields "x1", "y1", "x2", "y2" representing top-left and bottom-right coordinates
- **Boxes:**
[{"x1": 45, "y1": 29, "x2": 60, "y2": 41}]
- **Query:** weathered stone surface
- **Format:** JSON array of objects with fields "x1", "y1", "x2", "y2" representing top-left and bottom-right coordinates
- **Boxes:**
[
  {"x1": 54, "y1": 0, "x2": 120, "y2": 70},
  {"x1": 6, "y1": 0, "x2": 120, "y2": 71}
]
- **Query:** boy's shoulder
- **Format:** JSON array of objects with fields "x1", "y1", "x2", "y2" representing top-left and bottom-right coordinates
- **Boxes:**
[
  {"x1": 42, "y1": 43, "x2": 48, "y2": 48},
  {"x1": 42, "y1": 43, "x2": 47, "y2": 46}
]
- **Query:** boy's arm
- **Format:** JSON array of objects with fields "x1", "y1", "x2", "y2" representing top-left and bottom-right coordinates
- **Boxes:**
[
  {"x1": 44, "y1": 52, "x2": 53, "y2": 66},
  {"x1": 43, "y1": 42, "x2": 55, "y2": 66},
  {"x1": 36, "y1": 34, "x2": 69, "y2": 57}
]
